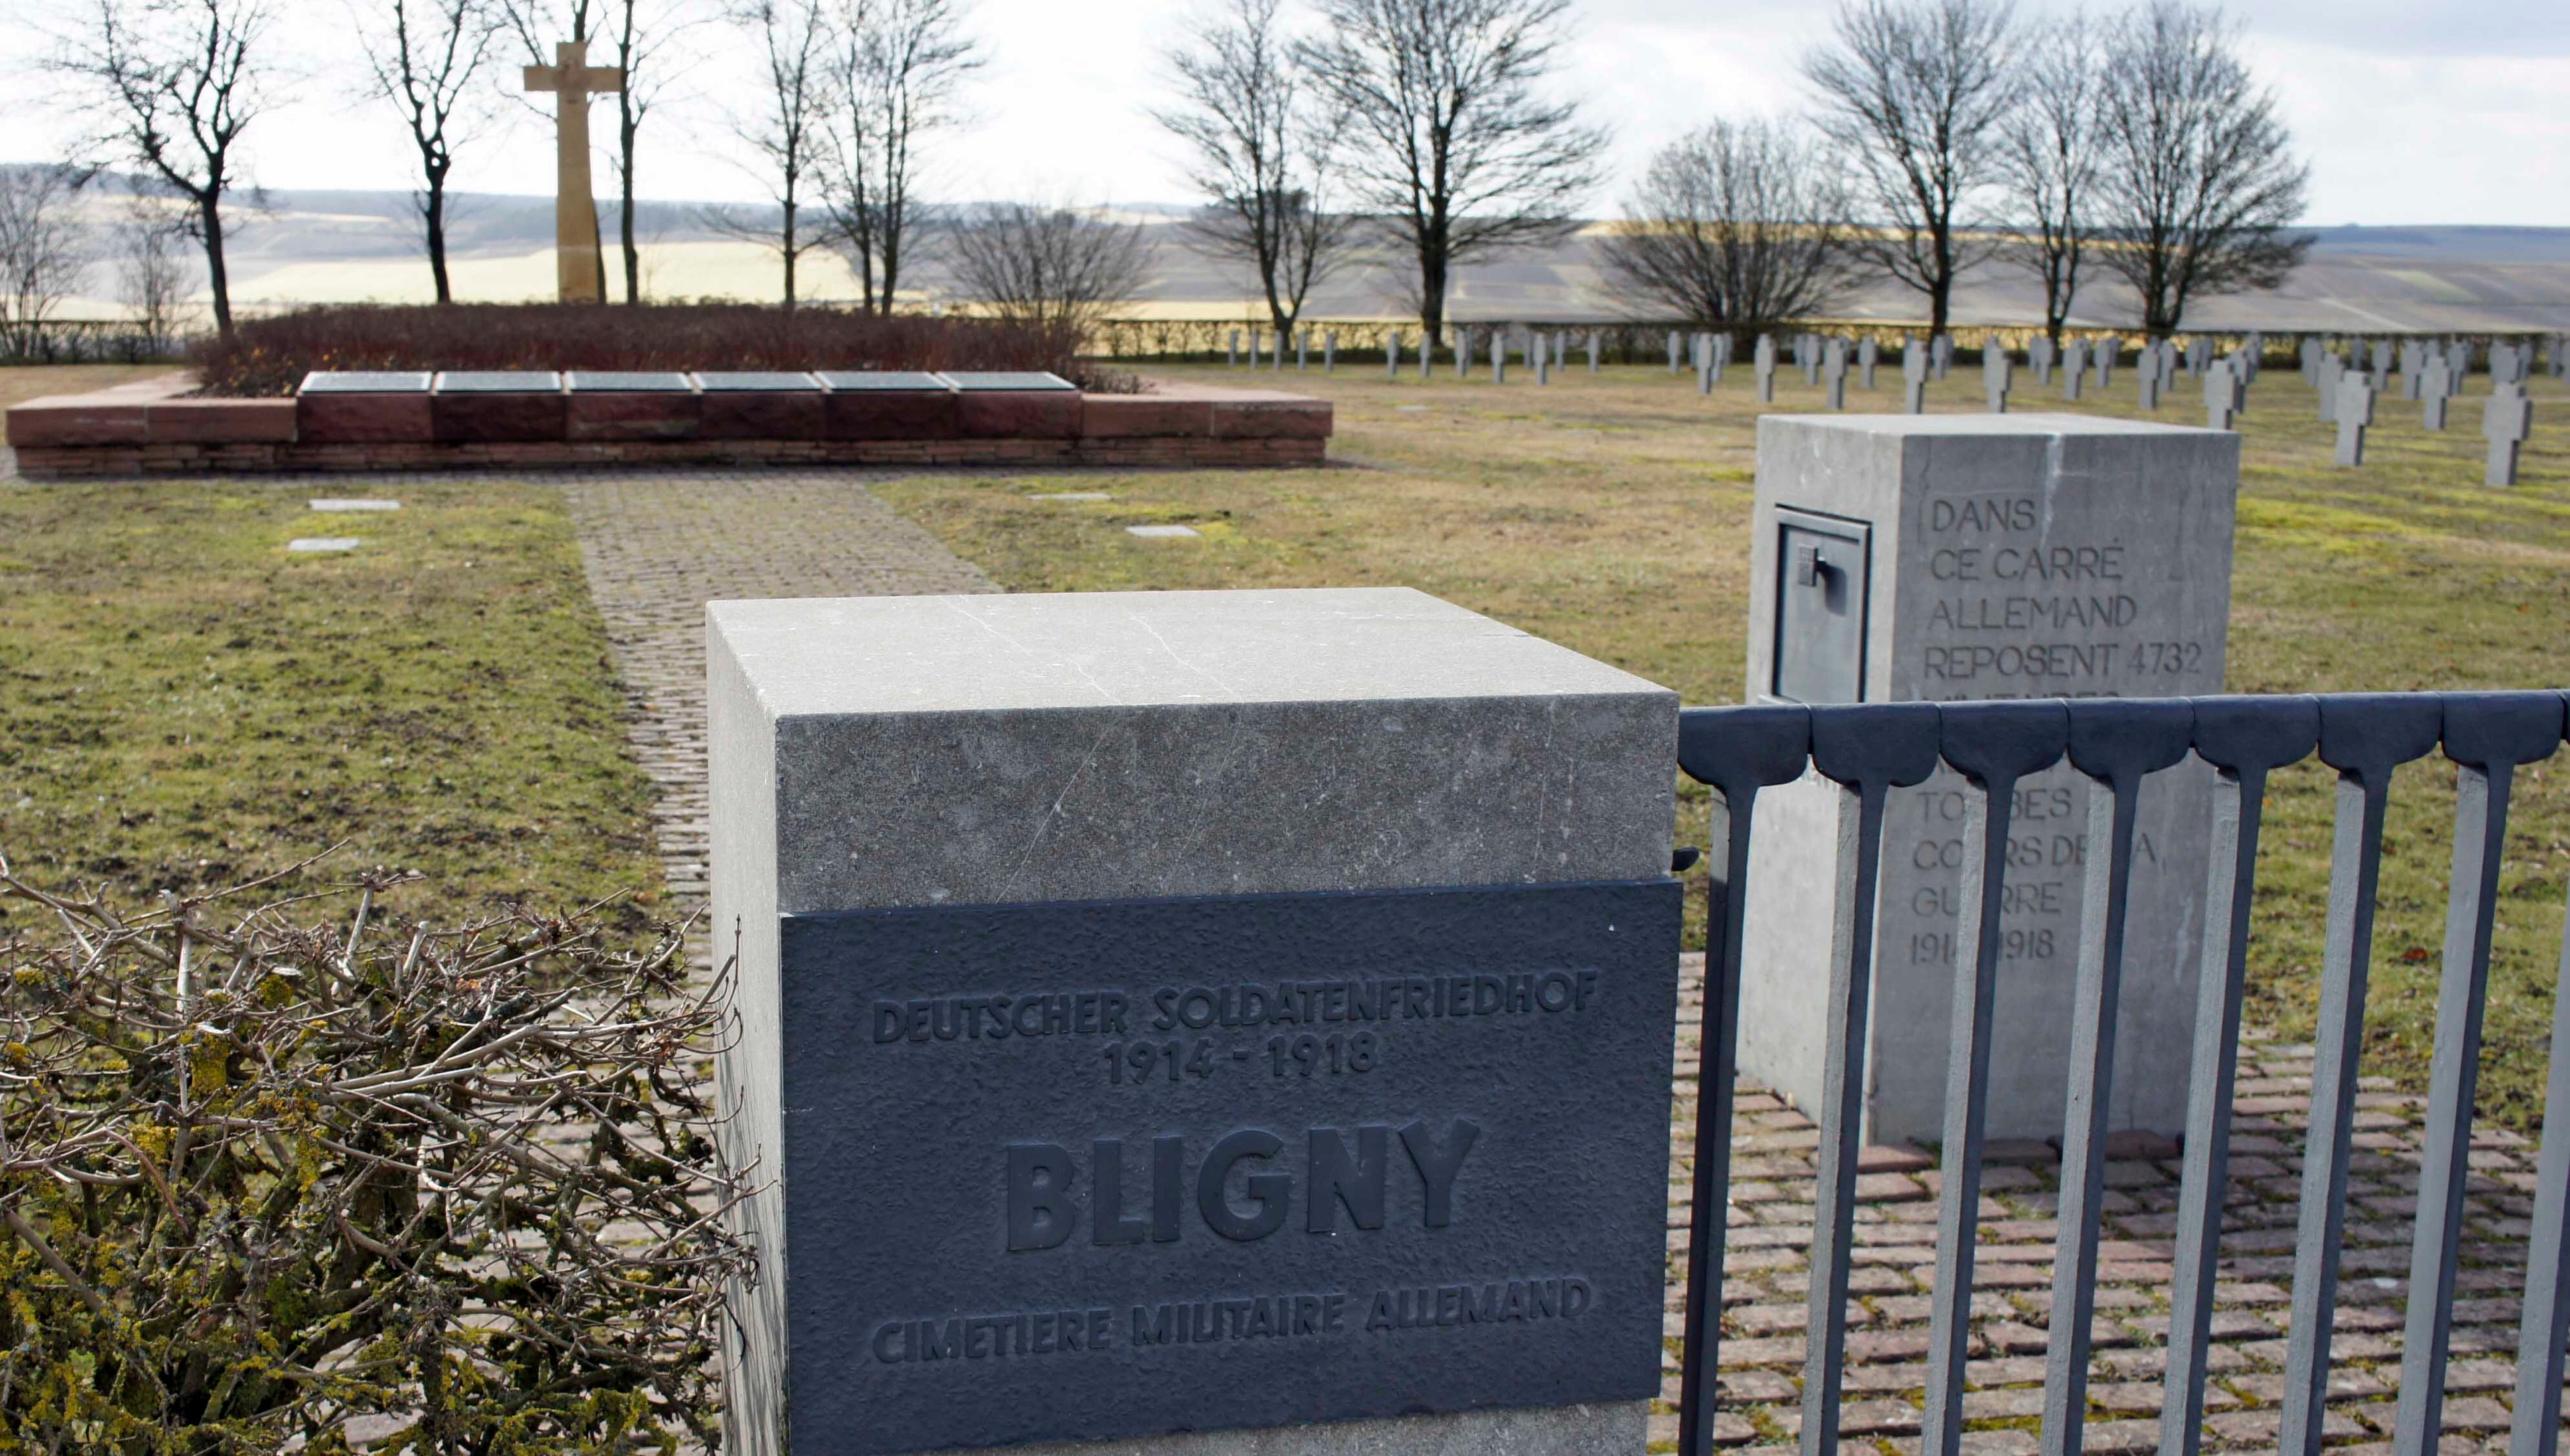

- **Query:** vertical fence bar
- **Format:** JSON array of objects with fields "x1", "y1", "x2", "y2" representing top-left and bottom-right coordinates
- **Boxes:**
[
  {"x1": 1676, "y1": 707, "x2": 1814, "y2": 1456},
  {"x1": 1921, "y1": 702, "x2": 2071, "y2": 1456},
  {"x1": 2280, "y1": 695, "x2": 2446, "y2": 1456},
  {"x1": 2393, "y1": 694, "x2": 2565, "y2": 1453},
  {"x1": 1798, "y1": 705, "x2": 1943, "y2": 1456},
  {"x1": 2041, "y1": 701, "x2": 2194, "y2": 1456},
  {"x1": 2509, "y1": 699, "x2": 2570, "y2": 1456},
  {"x1": 2160, "y1": 697, "x2": 2320, "y2": 1456}
]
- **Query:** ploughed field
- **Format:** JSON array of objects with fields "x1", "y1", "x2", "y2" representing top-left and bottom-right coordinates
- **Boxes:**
[{"x1": 1, "y1": 357, "x2": 2565, "y2": 1126}]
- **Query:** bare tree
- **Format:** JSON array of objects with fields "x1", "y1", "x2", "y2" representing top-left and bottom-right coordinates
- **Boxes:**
[
  {"x1": 706, "y1": 0, "x2": 837, "y2": 308},
  {"x1": 2092, "y1": 0, "x2": 2309, "y2": 336},
  {"x1": 1802, "y1": 0, "x2": 2019, "y2": 334},
  {"x1": 1599, "y1": 119, "x2": 1860, "y2": 336},
  {"x1": 1294, "y1": 0, "x2": 1607, "y2": 342},
  {"x1": 823, "y1": 0, "x2": 982, "y2": 314},
  {"x1": 357, "y1": 0, "x2": 499, "y2": 304},
  {"x1": 1154, "y1": 0, "x2": 1354, "y2": 338},
  {"x1": 1997, "y1": 13, "x2": 2101, "y2": 345},
  {"x1": 0, "y1": 165, "x2": 92, "y2": 363},
  {"x1": 114, "y1": 182, "x2": 195, "y2": 359},
  {"x1": 45, "y1": 0, "x2": 273, "y2": 335},
  {"x1": 947, "y1": 199, "x2": 1151, "y2": 336}
]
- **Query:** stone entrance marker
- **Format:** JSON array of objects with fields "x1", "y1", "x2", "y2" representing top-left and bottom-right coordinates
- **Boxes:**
[
  {"x1": 1739, "y1": 414, "x2": 2237, "y2": 1142},
  {"x1": 711, "y1": 587, "x2": 1679, "y2": 1456},
  {"x1": 2486, "y1": 385, "x2": 2533, "y2": 486},
  {"x1": 522, "y1": 39, "x2": 624, "y2": 303}
]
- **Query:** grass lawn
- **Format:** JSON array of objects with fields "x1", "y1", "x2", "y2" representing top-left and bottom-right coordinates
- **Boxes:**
[
  {"x1": 0, "y1": 436, "x2": 662, "y2": 933},
  {"x1": 873, "y1": 358, "x2": 2570, "y2": 1130}
]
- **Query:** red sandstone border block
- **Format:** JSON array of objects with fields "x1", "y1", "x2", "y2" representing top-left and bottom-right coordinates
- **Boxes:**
[
  {"x1": 1207, "y1": 399, "x2": 1333, "y2": 440},
  {"x1": 300, "y1": 393, "x2": 434, "y2": 444},
  {"x1": 5, "y1": 396, "x2": 151, "y2": 448},
  {"x1": 432, "y1": 391, "x2": 568, "y2": 444},
  {"x1": 568, "y1": 392, "x2": 703, "y2": 442},
  {"x1": 1079, "y1": 395, "x2": 1215, "y2": 438},
  {"x1": 823, "y1": 390, "x2": 960, "y2": 442},
  {"x1": 955, "y1": 391, "x2": 1082, "y2": 440},
  {"x1": 698, "y1": 391, "x2": 824, "y2": 441},
  {"x1": 147, "y1": 398, "x2": 298, "y2": 444}
]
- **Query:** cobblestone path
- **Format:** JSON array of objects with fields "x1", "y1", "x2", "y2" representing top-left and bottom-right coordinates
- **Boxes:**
[
  {"x1": 555, "y1": 470, "x2": 995, "y2": 913},
  {"x1": 556, "y1": 472, "x2": 2549, "y2": 1456}
]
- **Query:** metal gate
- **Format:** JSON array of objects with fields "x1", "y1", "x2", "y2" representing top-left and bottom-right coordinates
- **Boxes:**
[{"x1": 1674, "y1": 692, "x2": 2570, "y2": 1456}]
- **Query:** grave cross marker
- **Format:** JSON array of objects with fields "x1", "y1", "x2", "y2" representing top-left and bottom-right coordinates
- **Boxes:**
[
  {"x1": 2421, "y1": 357, "x2": 2453, "y2": 431},
  {"x1": 2061, "y1": 339, "x2": 2087, "y2": 400},
  {"x1": 2031, "y1": 334, "x2": 2055, "y2": 385},
  {"x1": 1667, "y1": 331, "x2": 1683, "y2": 373},
  {"x1": 2484, "y1": 385, "x2": 2532, "y2": 486},
  {"x1": 522, "y1": 40, "x2": 625, "y2": 303},
  {"x1": 1823, "y1": 339, "x2": 1848, "y2": 409},
  {"x1": 2204, "y1": 361, "x2": 2237, "y2": 430},
  {"x1": 1859, "y1": 336, "x2": 1879, "y2": 389},
  {"x1": 2136, "y1": 345, "x2": 2160, "y2": 410},
  {"x1": 2335, "y1": 372, "x2": 2376, "y2": 465},
  {"x1": 1385, "y1": 331, "x2": 1399, "y2": 379},
  {"x1": 2096, "y1": 335, "x2": 2120, "y2": 389},
  {"x1": 1901, "y1": 345, "x2": 1927, "y2": 414},
  {"x1": 1755, "y1": 335, "x2": 1778, "y2": 403},
  {"x1": 1983, "y1": 346, "x2": 2012, "y2": 414}
]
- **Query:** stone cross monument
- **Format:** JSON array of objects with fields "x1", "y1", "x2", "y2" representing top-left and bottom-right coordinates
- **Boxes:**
[{"x1": 523, "y1": 40, "x2": 625, "y2": 304}]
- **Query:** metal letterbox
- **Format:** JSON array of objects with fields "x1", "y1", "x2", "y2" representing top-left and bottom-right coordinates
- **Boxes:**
[{"x1": 1771, "y1": 507, "x2": 1870, "y2": 704}]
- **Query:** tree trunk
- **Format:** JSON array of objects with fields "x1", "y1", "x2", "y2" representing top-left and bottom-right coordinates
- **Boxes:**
[
  {"x1": 620, "y1": 132, "x2": 640, "y2": 304},
  {"x1": 782, "y1": 203, "x2": 798, "y2": 310},
  {"x1": 201, "y1": 194, "x2": 232, "y2": 335},
  {"x1": 1416, "y1": 230, "x2": 1448, "y2": 348},
  {"x1": 425, "y1": 177, "x2": 452, "y2": 305}
]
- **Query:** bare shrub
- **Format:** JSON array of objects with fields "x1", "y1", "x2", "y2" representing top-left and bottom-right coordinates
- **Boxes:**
[
  {"x1": 946, "y1": 201, "x2": 1152, "y2": 338},
  {"x1": 0, "y1": 856, "x2": 752, "y2": 1449},
  {"x1": 0, "y1": 163, "x2": 93, "y2": 363}
]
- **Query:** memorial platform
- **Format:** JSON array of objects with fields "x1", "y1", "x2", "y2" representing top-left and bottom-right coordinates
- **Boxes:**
[{"x1": 3, "y1": 371, "x2": 1332, "y2": 477}]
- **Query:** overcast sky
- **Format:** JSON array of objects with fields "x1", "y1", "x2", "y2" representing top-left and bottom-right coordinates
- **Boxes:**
[{"x1": 5, "y1": 0, "x2": 2568, "y2": 227}]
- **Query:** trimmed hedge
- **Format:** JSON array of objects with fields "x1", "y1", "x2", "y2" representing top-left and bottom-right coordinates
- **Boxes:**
[{"x1": 193, "y1": 303, "x2": 1132, "y2": 396}]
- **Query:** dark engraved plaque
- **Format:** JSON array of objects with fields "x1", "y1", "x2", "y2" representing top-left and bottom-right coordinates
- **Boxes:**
[{"x1": 777, "y1": 878, "x2": 1683, "y2": 1454}]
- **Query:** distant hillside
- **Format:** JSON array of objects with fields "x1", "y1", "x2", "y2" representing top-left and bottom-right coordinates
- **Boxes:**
[{"x1": 34, "y1": 176, "x2": 2570, "y2": 332}]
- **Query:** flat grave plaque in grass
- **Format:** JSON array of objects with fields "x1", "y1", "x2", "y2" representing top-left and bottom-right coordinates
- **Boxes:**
[
  {"x1": 692, "y1": 371, "x2": 824, "y2": 391},
  {"x1": 938, "y1": 371, "x2": 1076, "y2": 391},
  {"x1": 298, "y1": 371, "x2": 432, "y2": 395},
  {"x1": 433, "y1": 371, "x2": 562, "y2": 393},
  {"x1": 566, "y1": 371, "x2": 695, "y2": 393},
  {"x1": 816, "y1": 371, "x2": 952, "y2": 391}
]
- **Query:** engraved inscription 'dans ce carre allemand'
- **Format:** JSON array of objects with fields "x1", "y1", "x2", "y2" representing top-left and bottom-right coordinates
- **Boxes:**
[{"x1": 776, "y1": 879, "x2": 1683, "y2": 1454}]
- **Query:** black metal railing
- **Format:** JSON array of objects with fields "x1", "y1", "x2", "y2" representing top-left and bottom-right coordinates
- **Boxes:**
[{"x1": 1674, "y1": 691, "x2": 2570, "y2": 1456}]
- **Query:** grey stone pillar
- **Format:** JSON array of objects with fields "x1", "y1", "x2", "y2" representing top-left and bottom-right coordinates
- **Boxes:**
[
  {"x1": 1737, "y1": 416, "x2": 2238, "y2": 1144},
  {"x1": 712, "y1": 587, "x2": 1677, "y2": 1456}
]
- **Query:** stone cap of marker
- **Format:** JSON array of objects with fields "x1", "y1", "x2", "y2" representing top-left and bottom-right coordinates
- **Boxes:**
[
  {"x1": 815, "y1": 371, "x2": 953, "y2": 391},
  {"x1": 937, "y1": 371, "x2": 1075, "y2": 391},
  {"x1": 691, "y1": 371, "x2": 823, "y2": 391},
  {"x1": 299, "y1": 371, "x2": 432, "y2": 394},
  {"x1": 433, "y1": 371, "x2": 563, "y2": 393},
  {"x1": 566, "y1": 371, "x2": 695, "y2": 392}
]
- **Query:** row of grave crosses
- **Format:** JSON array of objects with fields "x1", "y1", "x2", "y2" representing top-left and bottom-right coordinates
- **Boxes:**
[{"x1": 1211, "y1": 322, "x2": 2543, "y2": 487}]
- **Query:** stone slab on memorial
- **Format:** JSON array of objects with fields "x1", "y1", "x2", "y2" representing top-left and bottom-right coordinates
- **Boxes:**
[
  {"x1": 1739, "y1": 414, "x2": 2238, "y2": 1144},
  {"x1": 693, "y1": 370, "x2": 827, "y2": 440},
  {"x1": 709, "y1": 586, "x2": 1679, "y2": 1456},
  {"x1": 943, "y1": 369, "x2": 1084, "y2": 439},
  {"x1": 816, "y1": 370, "x2": 960, "y2": 440},
  {"x1": 566, "y1": 370, "x2": 700, "y2": 441},
  {"x1": 431, "y1": 370, "x2": 566, "y2": 444},
  {"x1": 297, "y1": 371, "x2": 435, "y2": 444}
]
